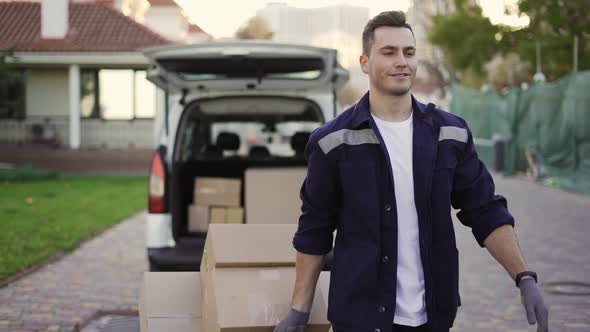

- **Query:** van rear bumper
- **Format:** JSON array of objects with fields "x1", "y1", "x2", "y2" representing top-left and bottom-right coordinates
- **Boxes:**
[
  {"x1": 146, "y1": 213, "x2": 175, "y2": 248},
  {"x1": 147, "y1": 236, "x2": 206, "y2": 271}
]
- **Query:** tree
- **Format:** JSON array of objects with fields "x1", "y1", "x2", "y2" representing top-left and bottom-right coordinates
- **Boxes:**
[
  {"x1": 0, "y1": 50, "x2": 25, "y2": 119},
  {"x1": 428, "y1": 0, "x2": 500, "y2": 87},
  {"x1": 501, "y1": 0, "x2": 590, "y2": 81},
  {"x1": 428, "y1": 0, "x2": 590, "y2": 87},
  {"x1": 235, "y1": 16, "x2": 273, "y2": 40},
  {"x1": 0, "y1": 50, "x2": 15, "y2": 74}
]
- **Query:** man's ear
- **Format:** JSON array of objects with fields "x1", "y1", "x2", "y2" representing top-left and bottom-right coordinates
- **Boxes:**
[{"x1": 360, "y1": 54, "x2": 369, "y2": 74}]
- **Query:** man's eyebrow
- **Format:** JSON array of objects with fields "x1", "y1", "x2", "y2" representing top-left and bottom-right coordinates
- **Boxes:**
[{"x1": 378, "y1": 45, "x2": 416, "y2": 51}]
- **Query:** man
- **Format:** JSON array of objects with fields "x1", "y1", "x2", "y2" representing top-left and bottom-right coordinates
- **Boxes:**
[{"x1": 274, "y1": 11, "x2": 549, "y2": 332}]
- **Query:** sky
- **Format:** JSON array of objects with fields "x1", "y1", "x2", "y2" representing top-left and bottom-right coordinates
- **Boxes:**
[{"x1": 174, "y1": 0, "x2": 529, "y2": 39}]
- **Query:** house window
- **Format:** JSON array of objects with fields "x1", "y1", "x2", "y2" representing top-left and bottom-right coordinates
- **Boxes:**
[
  {"x1": 0, "y1": 69, "x2": 25, "y2": 119},
  {"x1": 99, "y1": 69, "x2": 135, "y2": 120},
  {"x1": 80, "y1": 69, "x2": 99, "y2": 119},
  {"x1": 80, "y1": 69, "x2": 156, "y2": 120}
]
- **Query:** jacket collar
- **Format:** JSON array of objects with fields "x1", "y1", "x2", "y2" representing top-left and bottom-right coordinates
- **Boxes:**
[{"x1": 350, "y1": 91, "x2": 434, "y2": 129}]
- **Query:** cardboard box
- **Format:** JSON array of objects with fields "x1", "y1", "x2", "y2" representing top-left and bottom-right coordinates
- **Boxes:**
[
  {"x1": 189, "y1": 205, "x2": 210, "y2": 233},
  {"x1": 209, "y1": 207, "x2": 225, "y2": 224},
  {"x1": 194, "y1": 177, "x2": 241, "y2": 207},
  {"x1": 201, "y1": 224, "x2": 298, "y2": 271},
  {"x1": 202, "y1": 267, "x2": 329, "y2": 332},
  {"x1": 190, "y1": 206, "x2": 243, "y2": 233},
  {"x1": 318, "y1": 272, "x2": 333, "y2": 332},
  {"x1": 139, "y1": 272, "x2": 202, "y2": 332},
  {"x1": 210, "y1": 207, "x2": 244, "y2": 224},
  {"x1": 225, "y1": 207, "x2": 244, "y2": 224},
  {"x1": 244, "y1": 168, "x2": 306, "y2": 224},
  {"x1": 318, "y1": 271, "x2": 330, "y2": 307}
]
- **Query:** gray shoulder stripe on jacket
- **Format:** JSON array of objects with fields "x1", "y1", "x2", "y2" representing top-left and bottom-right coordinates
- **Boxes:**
[
  {"x1": 439, "y1": 126, "x2": 468, "y2": 143},
  {"x1": 318, "y1": 129, "x2": 380, "y2": 154}
]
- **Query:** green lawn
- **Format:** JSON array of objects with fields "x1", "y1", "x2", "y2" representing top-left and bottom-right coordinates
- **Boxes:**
[{"x1": 0, "y1": 175, "x2": 147, "y2": 282}]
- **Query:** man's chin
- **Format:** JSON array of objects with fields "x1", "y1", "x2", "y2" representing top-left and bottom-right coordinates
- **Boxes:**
[{"x1": 388, "y1": 86, "x2": 411, "y2": 97}]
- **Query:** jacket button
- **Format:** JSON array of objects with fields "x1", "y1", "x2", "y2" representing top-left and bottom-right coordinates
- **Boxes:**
[
  {"x1": 384, "y1": 204, "x2": 391, "y2": 211},
  {"x1": 378, "y1": 305, "x2": 386, "y2": 313},
  {"x1": 381, "y1": 256, "x2": 390, "y2": 263},
  {"x1": 374, "y1": 329, "x2": 381, "y2": 332}
]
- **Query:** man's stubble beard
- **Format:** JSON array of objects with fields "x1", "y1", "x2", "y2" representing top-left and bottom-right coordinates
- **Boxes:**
[
  {"x1": 389, "y1": 85, "x2": 411, "y2": 97},
  {"x1": 379, "y1": 80, "x2": 412, "y2": 97}
]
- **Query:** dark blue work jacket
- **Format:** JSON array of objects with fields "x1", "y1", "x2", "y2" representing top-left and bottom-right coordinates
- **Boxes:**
[{"x1": 293, "y1": 92, "x2": 514, "y2": 332}]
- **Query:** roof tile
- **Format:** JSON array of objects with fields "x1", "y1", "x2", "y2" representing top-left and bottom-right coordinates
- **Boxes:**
[{"x1": 0, "y1": 1, "x2": 174, "y2": 52}]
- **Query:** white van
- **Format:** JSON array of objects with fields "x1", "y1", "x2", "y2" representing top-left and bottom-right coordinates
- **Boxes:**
[{"x1": 142, "y1": 41, "x2": 348, "y2": 271}]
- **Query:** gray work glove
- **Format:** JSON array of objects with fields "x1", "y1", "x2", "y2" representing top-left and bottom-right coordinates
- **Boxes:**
[
  {"x1": 273, "y1": 308, "x2": 310, "y2": 332},
  {"x1": 519, "y1": 278, "x2": 549, "y2": 331}
]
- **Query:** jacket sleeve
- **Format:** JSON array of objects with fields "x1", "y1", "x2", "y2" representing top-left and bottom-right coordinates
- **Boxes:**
[
  {"x1": 451, "y1": 120, "x2": 515, "y2": 247},
  {"x1": 292, "y1": 130, "x2": 340, "y2": 255}
]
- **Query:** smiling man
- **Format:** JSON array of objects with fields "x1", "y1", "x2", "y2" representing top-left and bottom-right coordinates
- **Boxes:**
[{"x1": 274, "y1": 11, "x2": 549, "y2": 332}]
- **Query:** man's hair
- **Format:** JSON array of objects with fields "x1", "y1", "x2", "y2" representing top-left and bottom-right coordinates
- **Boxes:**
[{"x1": 362, "y1": 11, "x2": 414, "y2": 56}]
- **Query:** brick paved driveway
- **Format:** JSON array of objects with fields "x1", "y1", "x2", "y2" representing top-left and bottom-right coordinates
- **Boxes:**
[
  {"x1": 452, "y1": 175, "x2": 590, "y2": 331},
  {"x1": 0, "y1": 211, "x2": 147, "y2": 332},
  {"x1": 0, "y1": 174, "x2": 589, "y2": 332}
]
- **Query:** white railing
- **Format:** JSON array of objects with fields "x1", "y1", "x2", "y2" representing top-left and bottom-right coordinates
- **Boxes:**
[
  {"x1": 80, "y1": 119, "x2": 154, "y2": 148},
  {"x1": 0, "y1": 116, "x2": 154, "y2": 148}
]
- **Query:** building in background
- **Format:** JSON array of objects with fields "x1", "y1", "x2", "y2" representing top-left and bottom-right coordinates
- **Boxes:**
[
  {"x1": 0, "y1": 0, "x2": 172, "y2": 149},
  {"x1": 406, "y1": 0, "x2": 456, "y2": 68},
  {"x1": 142, "y1": 0, "x2": 210, "y2": 43},
  {"x1": 257, "y1": 3, "x2": 369, "y2": 108},
  {"x1": 72, "y1": 0, "x2": 211, "y2": 43},
  {"x1": 256, "y1": 1, "x2": 460, "y2": 108}
]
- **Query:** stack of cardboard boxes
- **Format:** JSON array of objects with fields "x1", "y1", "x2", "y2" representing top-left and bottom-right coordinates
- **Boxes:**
[
  {"x1": 189, "y1": 177, "x2": 244, "y2": 232},
  {"x1": 190, "y1": 168, "x2": 307, "y2": 229},
  {"x1": 140, "y1": 224, "x2": 331, "y2": 332},
  {"x1": 140, "y1": 167, "x2": 333, "y2": 331}
]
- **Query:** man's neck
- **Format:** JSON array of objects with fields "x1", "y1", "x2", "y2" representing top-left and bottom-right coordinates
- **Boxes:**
[{"x1": 369, "y1": 89, "x2": 413, "y2": 122}]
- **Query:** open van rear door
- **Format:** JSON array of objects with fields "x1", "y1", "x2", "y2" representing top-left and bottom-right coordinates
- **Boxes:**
[{"x1": 141, "y1": 41, "x2": 349, "y2": 94}]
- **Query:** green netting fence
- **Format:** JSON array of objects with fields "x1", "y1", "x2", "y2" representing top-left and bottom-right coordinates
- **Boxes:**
[{"x1": 449, "y1": 70, "x2": 590, "y2": 195}]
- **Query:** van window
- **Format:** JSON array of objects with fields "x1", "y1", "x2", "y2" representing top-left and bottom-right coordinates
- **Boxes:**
[
  {"x1": 210, "y1": 121, "x2": 321, "y2": 157},
  {"x1": 175, "y1": 97, "x2": 323, "y2": 162}
]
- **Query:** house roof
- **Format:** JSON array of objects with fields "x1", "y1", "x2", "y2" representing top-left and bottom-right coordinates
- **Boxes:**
[
  {"x1": 0, "y1": 1, "x2": 173, "y2": 53},
  {"x1": 188, "y1": 23, "x2": 204, "y2": 33},
  {"x1": 147, "y1": 0, "x2": 179, "y2": 7}
]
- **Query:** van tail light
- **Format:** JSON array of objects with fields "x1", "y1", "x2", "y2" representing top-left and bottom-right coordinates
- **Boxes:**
[{"x1": 148, "y1": 150, "x2": 166, "y2": 213}]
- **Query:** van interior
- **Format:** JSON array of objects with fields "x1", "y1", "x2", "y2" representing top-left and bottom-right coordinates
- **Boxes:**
[{"x1": 169, "y1": 96, "x2": 324, "y2": 242}]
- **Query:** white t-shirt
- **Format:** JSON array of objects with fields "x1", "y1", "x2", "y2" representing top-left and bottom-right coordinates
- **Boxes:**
[{"x1": 371, "y1": 111, "x2": 428, "y2": 327}]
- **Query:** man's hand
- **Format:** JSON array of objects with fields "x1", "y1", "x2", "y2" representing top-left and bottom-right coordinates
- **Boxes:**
[
  {"x1": 273, "y1": 308, "x2": 310, "y2": 332},
  {"x1": 519, "y1": 278, "x2": 549, "y2": 331}
]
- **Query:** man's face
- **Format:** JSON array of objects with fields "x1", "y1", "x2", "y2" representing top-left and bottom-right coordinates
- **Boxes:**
[{"x1": 360, "y1": 26, "x2": 417, "y2": 97}]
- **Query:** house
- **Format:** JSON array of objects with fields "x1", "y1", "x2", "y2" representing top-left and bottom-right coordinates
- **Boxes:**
[{"x1": 0, "y1": 0, "x2": 176, "y2": 149}]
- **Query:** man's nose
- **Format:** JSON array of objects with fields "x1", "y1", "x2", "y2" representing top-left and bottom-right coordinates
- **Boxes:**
[{"x1": 394, "y1": 55, "x2": 408, "y2": 68}]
